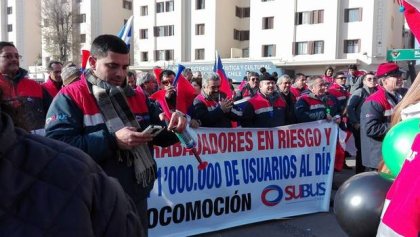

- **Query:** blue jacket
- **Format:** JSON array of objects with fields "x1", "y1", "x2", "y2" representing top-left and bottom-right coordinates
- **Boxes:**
[
  {"x1": 295, "y1": 93, "x2": 339, "y2": 123},
  {"x1": 240, "y1": 92, "x2": 287, "y2": 127},
  {"x1": 0, "y1": 112, "x2": 142, "y2": 237},
  {"x1": 45, "y1": 77, "x2": 178, "y2": 202}
]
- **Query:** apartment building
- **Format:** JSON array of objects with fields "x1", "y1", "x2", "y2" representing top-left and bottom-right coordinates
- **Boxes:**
[
  {"x1": 132, "y1": 0, "x2": 405, "y2": 78},
  {"x1": 0, "y1": 0, "x2": 41, "y2": 69},
  {"x1": 41, "y1": 0, "x2": 133, "y2": 67}
]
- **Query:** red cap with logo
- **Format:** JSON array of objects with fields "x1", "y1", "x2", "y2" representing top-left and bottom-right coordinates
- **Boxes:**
[{"x1": 375, "y1": 63, "x2": 402, "y2": 78}]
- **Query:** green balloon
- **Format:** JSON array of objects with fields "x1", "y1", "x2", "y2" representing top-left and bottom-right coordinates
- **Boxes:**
[{"x1": 382, "y1": 118, "x2": 420, "y2": 177}]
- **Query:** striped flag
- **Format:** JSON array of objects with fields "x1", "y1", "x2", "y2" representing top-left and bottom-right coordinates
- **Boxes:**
[
  {"x1": 214, "y1": 51, "x2": 233, "y2": 99},
  {"x1": 117, "y1": 15, "x2": 133, "y2": 49},
  {"x1": 174, "y1": 64, "x2": 197, "y2": 115}
]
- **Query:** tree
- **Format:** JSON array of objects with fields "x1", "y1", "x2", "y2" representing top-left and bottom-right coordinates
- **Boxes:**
[{"x1": 41, "y1": 0, "x2": 79, "y2": 63}]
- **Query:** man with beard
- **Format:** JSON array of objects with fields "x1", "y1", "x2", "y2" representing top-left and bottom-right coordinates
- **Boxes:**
[
  {"x1": 45, "y1": 35, "x2": 186, "y2": 237},
  {"x1": 240, "y1": 73, "x2": 288, "y2": 127},
  {"x1": 0, "y1": 41, "x2": 51, "y2": 134},
  {"x1": 192, "y1": 72, "x2": 235, "y2": 127}
]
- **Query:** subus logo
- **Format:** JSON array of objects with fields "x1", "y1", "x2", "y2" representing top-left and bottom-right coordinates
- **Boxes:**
[{"x1": 261, "y1": 185, "x2": 283, "y2": 207}]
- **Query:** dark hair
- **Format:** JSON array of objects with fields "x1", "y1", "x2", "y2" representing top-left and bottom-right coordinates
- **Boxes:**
[
  {"x1": 191, "y1": 77, "x2": 202, "y2": 88},
  {"x1": 348, "y1": 64, "x2": 358, "y2": 70},
  {"x1": 127, "y1": 70, "x2": 136, "y2": 77},
  {"x1": 47, "y1": 60, "x2": 63, "y2": 71},
  {"x1": 324, "y1": 66, "x2": 334, "y2": 75},
  {"x1": 0, "y1": 41, "x2": 15, "y2": 52},
  {"x1": 247, "y1": 71, "x2": 259, "y2": 80},
  {"x1": 159, "y1": 69, "x2": 176, "y2": 82},
  {"x1": 333, "y1": 71, "x2": 346, "y2": 78},
  {"x1": 90, "y1": 35, "x2": 129, "y2": 58},
  {"x1": 295, "y1": 73, "x2": 305, "y2": 78}
]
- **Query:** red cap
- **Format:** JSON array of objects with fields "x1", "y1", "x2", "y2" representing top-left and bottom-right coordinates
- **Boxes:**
[{"x1": 375, "y1": 63, "x2": 401, "y2": 78}]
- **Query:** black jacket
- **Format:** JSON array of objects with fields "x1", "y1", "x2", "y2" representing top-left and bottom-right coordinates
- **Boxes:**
[{"x1": 0, "y1": 112, "x2": 142, "y2": 237}]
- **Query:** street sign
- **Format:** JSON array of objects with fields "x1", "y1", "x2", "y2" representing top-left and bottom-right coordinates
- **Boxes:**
[{"x1": 386, "y1": 49, "x2": 420, "y2": 61}]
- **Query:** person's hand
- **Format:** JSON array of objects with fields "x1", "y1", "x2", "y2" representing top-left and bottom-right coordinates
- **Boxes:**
[
  {"x1": 325, "y1": 114, "x2": 333, "y2": 121},
  {"x1": 115, "y1": 127, "x2": 153, "y2": 150},
  {"x1": 189, "y1": 119, "x2": 201, "y2": 128},
  {"x1": 166, "y1": 111, "x2": 187, "y2": 133},
  {"x1": 220, "y1": 98, "x2": 233, "y2": 113}
]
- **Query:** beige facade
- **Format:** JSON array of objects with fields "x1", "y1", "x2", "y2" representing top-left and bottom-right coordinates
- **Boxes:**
[
  {"x1": 0, "y1": 0, "x2": 41, "y2": 69},
  {"x1": 132, "y1": 0, "x2": 405, "y2": 76}
]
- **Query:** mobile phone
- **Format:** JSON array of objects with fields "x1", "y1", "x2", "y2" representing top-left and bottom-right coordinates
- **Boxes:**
[{"x1": 141, "y1": 125, "x2": 164, "y2": 136}]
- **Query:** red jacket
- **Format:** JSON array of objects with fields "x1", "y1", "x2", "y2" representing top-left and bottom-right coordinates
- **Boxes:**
[{"x1": 42, "y1": 77, "x2": 62, "y2": 98}]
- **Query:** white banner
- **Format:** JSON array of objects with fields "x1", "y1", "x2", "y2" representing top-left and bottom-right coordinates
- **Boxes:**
[{"x1": 148, "y1": 121, "x2": 338, "y2": 237}]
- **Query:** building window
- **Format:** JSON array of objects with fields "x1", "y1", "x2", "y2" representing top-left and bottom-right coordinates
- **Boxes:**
[
  {"x1": 261, "y1": 0, "x2": 274, "y2": 1},
  {"x1": 155, "y1": 49, "x2": 174, "y2": 60},
  {"x1": 141, "y1": 52, "x2": 148, "y2": 61},
  {"x1": 242, "y1": 48, "x2": 249, "y2": 57},
  {"x1": 7, "y1": 7, "x2": 12, "y2": 14},
  {"x1": 7, "y1": 24, "x2": 12, "y2": 32},
  {"x1": 262, "y1": 17, "x2": 274, "y2": 29},
  {"x1": 344, "y1": 39, "x2": 360, "y2": 53},
  {"x1": 312, "y1": 10, "x2": 324, "y2": 24},
  {"x1": 262, "y1": 44, "x2": 276, "y2": 57},
  {"x1": 166, "y1": 0, "x2": 174, "y2": 12},
  {"x1": 295, "y1": 11, "x2": 311, "y2": 25},
  {"x1": 296, "y1": 42, "x2": 308, "y2": 55},
  {"x1": 233, "y1": 29, "x2": 249, "y2": 41},
  {"x1": 195, "y1": 24, "x2": 205, "y2": 35},
  {"x1": 345, "y1": 8, "x2": 362, "y2": 22},
  {"x1": 80, "y1": 34, "x2": 86, "y2": 43},
  {"x1": 123, "y1": 0, "x2": 132, "y2": 10},
  {"x1": 140, "y1": 6, "x2": 148, "y2": 16},
  {"x1": 76, "y1": 0, "x2": 82, "y2": 2},
  {"x1": 156, "y1": 2, "x2": 164, "y2": 13},
  {"x1": 195, "y1": 49, "x2": 205, "y2": 60},
  {"x1": 140, "y1": 29, "x2": 148, "y2": 39},
  {"x1": 77, "y1": 14, "x2": 86, "y2": 23},
  {"x1": 235, "y1": 7, "x2": 250, "y2": 18},
  {"x1": 196, "y1": 0, "x2": 205, "y2": 10},
  {"x1": 61, "y1": 0, "x2": 67, "y2": 3},
  {"x1": 154, "y1": 25, "x2": 174, "y2": 37},
  {"x1": 296, "y1": 10, "x2": 324, "y2": 25},
  {"x1": 314, "y1": 41, "x2": 324, "y2": 54}
]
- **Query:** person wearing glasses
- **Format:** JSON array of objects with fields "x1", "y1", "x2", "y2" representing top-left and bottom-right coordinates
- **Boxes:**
[
  {"x1": 347, "y1": 72, "x2": 378, "y2": 173},
  {"x1": 0, "y1": 41, "x2": 51, "y2": 135},
  {"x1": 327, "y1": 72, "x2": 350, "y2": 115},
  {"x1": 360, "y1": 63, "x2": 404, "y2": 171},
  {"x1": 234, "y1": 71, "x2": 259, "y2": 101},
  {"x1": 42, "y1": 60, "x2": 63, "y2": 98}
]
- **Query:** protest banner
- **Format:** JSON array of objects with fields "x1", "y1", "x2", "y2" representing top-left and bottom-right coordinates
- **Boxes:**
[{"x1": 148, "y1": 120, "x2": 338, "y2": 237}]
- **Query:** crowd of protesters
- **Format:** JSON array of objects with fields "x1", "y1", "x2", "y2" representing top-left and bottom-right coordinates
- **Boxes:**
[{"x1": 0, "y1": 35, "x2": 411, "y2": 236}]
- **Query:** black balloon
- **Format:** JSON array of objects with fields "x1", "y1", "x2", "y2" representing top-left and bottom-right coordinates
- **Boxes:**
[{"x1": 333, "y1": 172, "x2": 392, "y2": 237}]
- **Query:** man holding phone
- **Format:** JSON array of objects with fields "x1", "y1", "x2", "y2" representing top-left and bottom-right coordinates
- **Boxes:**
[{"x1": 45, "y1": 35, "x2": 186, "y2": 237}]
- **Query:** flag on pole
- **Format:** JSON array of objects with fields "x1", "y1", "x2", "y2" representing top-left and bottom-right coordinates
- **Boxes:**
[
  {"x1": 153, "y1": 67, "x2": 163, "y2": 85},
  {"x1": 117, "y1": 15, "x2": 133, "y2": 49},
  {"x1": 403, "y1": 0, "x2": 420, "y2": 42},
  {"x1": 213, "y1": 51, "x2": 233, "y2": 99},
  {"x1": 174, "y1": 64, "x2": 197, "y2": 115},
  {"x1": 81, "y1": 49, "x2": 90, "y2": 71}
]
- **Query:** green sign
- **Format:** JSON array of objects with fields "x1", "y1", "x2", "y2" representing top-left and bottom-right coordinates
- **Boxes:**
[{"x1": 386, "y1": 49, "x2": 420, "y2": 61}]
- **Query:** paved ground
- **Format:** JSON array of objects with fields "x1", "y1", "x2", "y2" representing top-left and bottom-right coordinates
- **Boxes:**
[{"x1": 192, "y1": 159, "x2": 356, "y2": 237}]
